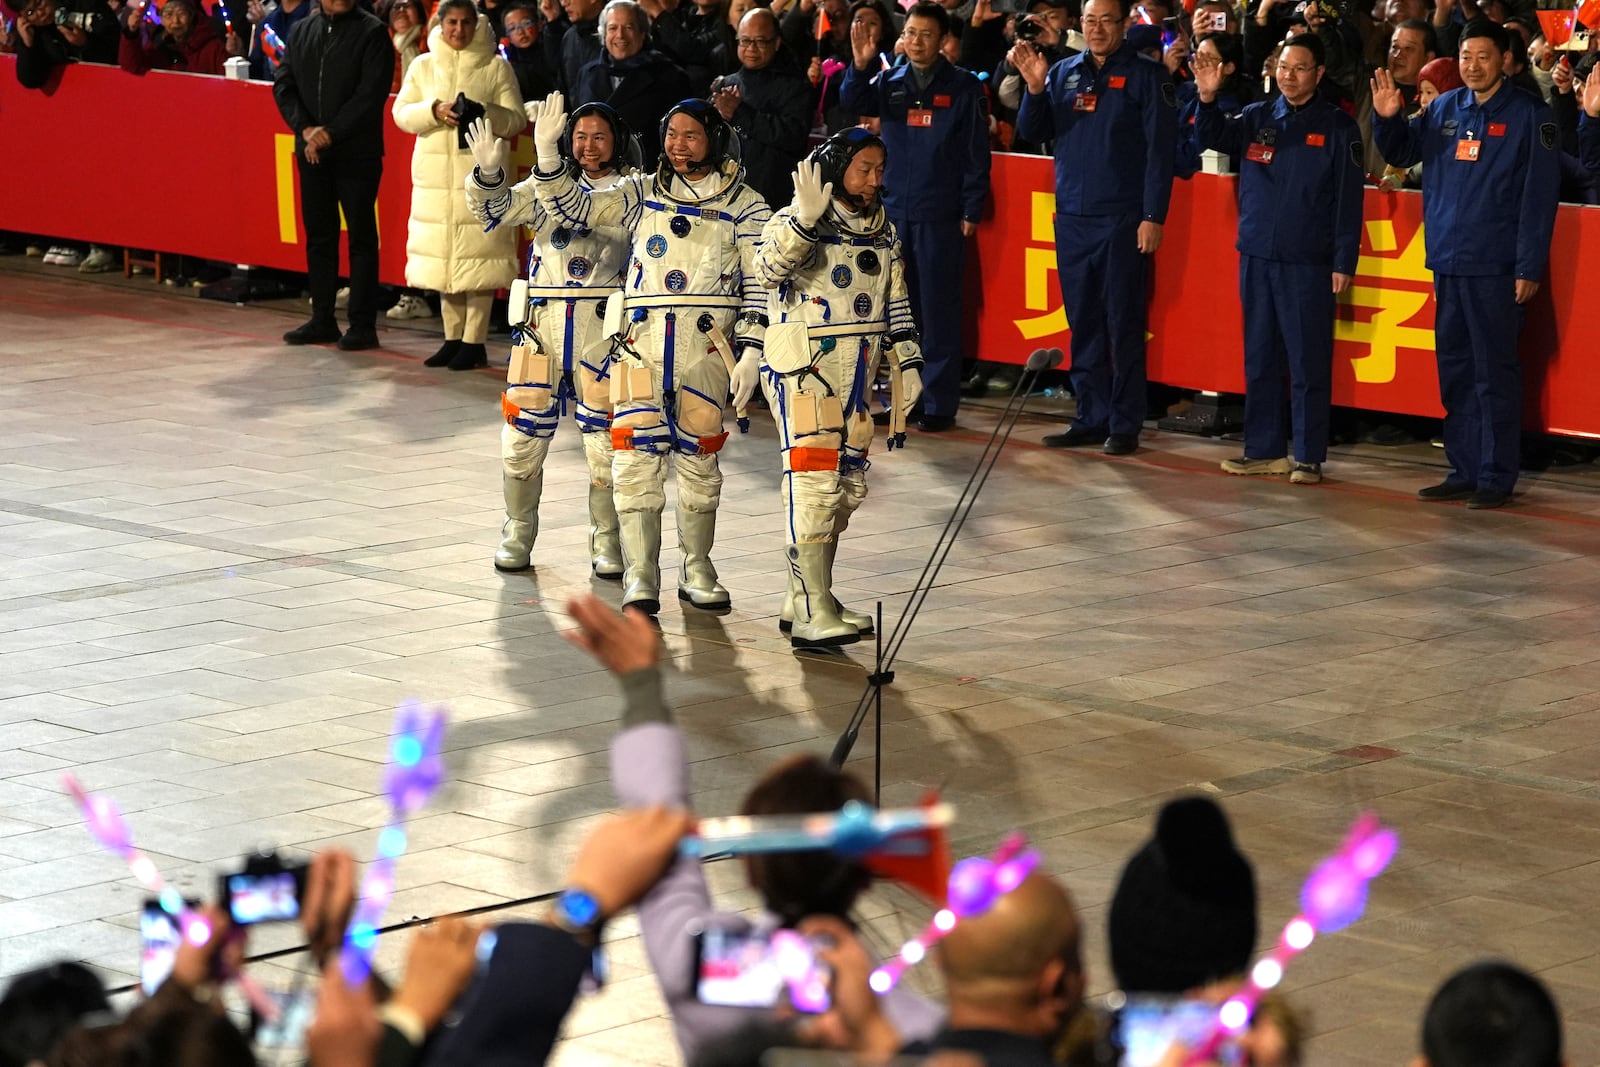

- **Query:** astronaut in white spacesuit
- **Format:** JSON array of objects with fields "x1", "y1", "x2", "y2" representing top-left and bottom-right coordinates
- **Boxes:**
[
  {"x1": 523, "y1": 92, "x2": 772, "y2": 615},
  {"x1": 733, "y1": 128, "x2": 924, "y2": 649},
  {"x1": 464, "y1": 104, "x2": 637, "y2": 576}
]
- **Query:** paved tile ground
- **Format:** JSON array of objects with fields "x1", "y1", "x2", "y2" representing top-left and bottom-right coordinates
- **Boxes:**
[{"x1": 4, "y1": 263, "x2": 1600, "y2": 1066}]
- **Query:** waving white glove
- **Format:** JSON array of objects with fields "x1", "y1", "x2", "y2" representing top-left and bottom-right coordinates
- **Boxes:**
[
  {"x1": 466, "y1": 117, "x2": 508, "y2": 181},
  {"x1": 531, "y1": 91, "x2": 567, "y2": 172},
  {"x1": 791, "y1": 158, "x2": 833, "y2": 230},
  {"x1": 899, "y1": 366, "x2": 923, "y2": 417},
  {"x1": 730, "y1": 349, "x2": 762, "y2": 413}
]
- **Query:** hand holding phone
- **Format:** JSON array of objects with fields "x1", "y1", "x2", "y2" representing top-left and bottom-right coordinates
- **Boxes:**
[
  {"x1": 693, "y1": 927, "x2": 831, "y2": 1013},
  {"x1": 219, "y1": 853, "x2": 310, "y2": 925}
]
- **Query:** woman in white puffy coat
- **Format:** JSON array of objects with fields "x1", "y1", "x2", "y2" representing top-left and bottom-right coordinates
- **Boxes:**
[{"x1": 392, "y1": 0, "x2": 524, "y2": 370}]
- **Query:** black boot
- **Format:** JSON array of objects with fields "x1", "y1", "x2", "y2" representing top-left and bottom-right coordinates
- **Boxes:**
[
  {"x1": 424, "y1": 339, "x2": 462, "y2": 367},
  {"x1": 284, "y1": 318, "x2": 342, "y2": 345},
  {"x1": 448, "y1": 342, "x2": 488, "y2": 371}
]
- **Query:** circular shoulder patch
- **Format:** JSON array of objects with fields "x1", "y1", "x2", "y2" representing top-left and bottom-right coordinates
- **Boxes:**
[
  {"x1": 550, "y1": 227, "x2": 572, "y2": 249},
  {"x1": 853, "y1": 293, "x2": 873, "y2": 318},
  {"x1": 670, "y1": 216, "x2": 693, "y2": 237},
  {"x1": 831, "y1": 264, "x2": 854, "y2": 288},
  {"x1": 664, "y1": 269, "x2": 689, "y2": 292},
  {"x1": 857, "y1": 249, "x2": 880, "y2": 274},
  {"x1": 646, "y1": 234, "x2": 668, "y2": 258},
  {"x1": 567, "y1": 256, "x2": 592, "y2": 280}
]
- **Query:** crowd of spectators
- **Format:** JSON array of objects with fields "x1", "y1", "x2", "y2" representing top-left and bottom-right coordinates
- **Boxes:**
[
  {"x1": 0, "y1": 595, "x2": 1573, "y2": 1067},
  {"x1": 5, "y1": 0, "x2": 1600, "y2": 430}
]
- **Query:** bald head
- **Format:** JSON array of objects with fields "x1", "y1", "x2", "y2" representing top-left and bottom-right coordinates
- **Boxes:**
[
  {"x1": 937, "y1": 872, "x2": 1084, "y2": 1036},
  {"x1": 739, "y1": 5, "x2": 778, "y2": 34}
]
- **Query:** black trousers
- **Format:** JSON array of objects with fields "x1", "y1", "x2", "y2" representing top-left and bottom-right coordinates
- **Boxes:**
[{"x1": 297, "y1": 153, "x2": 382, "y2": 329}]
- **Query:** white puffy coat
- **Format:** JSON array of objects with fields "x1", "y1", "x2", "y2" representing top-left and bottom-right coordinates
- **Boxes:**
[{"x1": 392, "y1": 22, "x2": 524, "y2": 293}]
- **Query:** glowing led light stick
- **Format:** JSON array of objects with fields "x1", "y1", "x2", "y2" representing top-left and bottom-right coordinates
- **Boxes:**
[
  {"x1": 1186, "y1": 812, "x2": 1398, "y2": 1066},
  {"x1": 339, "y1": 700, "x2": 447, "y2": 986},
  {"x1": 770, "y1": 929, "x2": 831, "y2": 1012},
  {"x1": 63, "y1": 775, "x2": 279, "y2": 1020},
  {"x1": 868, "y1": 832, "x2": 1040, "y2": 994},
  {"x1": 215, "y1": 0, "x2": 234, "y2": 38},
  {"x1": 679, "y1": 799, "x2": 954, "y2": 858}
]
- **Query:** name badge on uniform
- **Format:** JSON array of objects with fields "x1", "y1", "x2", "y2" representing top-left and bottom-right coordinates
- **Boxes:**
[
  {"x1": 1074, "y1": 93, "x2": 1098, "y2": 112},
  {"x1": 1456, "y1": 139, "x2": 1481, "y2": 162},
  {"x1": 934, "y1": 94, "x2": 951, "y2": 107},
  {"x1": 1108, "y1": 76, "x2": 1126, "y2": 88},
  {"x1": 1305, "y1": 133, "x2": 1325, "y2": 146},
  {"x1": 1245, "y1": 142, "x2": 1274, "y2": 164},
  {"x1": 908, "y1": 108, "x2": 934, "y2": 127}
]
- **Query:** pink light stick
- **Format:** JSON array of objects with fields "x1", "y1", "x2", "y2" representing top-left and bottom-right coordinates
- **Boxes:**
[
  {"x1": 868, "y1": 832, "x2": 1040, "y2": 994},
  {"x1": 63, "y1": 774, "x2": 280, "y2": 1021},
  {"x1": 1185, "y1": 812, "x2": 1398, "y2": 1066}
]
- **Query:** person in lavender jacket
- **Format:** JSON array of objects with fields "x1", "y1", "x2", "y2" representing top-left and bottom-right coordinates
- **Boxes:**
[{"x1": 564, "y1": 594, "x2": 944, "y2": 1066}]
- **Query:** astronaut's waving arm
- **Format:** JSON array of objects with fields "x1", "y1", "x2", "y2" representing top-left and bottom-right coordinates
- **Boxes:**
[{"x1": 528, "y1": 92, "x2": 639, "y2": 233}]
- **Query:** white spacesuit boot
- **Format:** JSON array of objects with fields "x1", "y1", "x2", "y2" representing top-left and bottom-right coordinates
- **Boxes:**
[
  {"x1": 787, "y1": 541, "x2": 859, "y2": 648},
  {"x1": 495, "y1": 473, "x2": 543, "y2": 572}
]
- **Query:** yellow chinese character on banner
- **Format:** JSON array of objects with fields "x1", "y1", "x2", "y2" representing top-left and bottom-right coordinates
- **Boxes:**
[
  {"x1": 1014, "y1": 191, "x2": 1069, "y2": 340},
  {"x1": 1338, "y1": 218, "x2": 1434, "y2": 384}
]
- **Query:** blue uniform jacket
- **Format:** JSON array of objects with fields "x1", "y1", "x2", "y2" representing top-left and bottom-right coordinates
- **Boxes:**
[
  {"x1": 1374, "y1": 79, "x2": 1560, "y2": 280},
  {"x1": 838, "y1": 57, "x2": 992, "y2": 224},
  {"x1": 1581, "y1": 113, "x2": 1600, "y2": 181},
  {"x1": 1197, "y1": 93, "x2": 1365, "y2": 275},
  {"x1": 1014, "y1": 40, "x2": 1177, "y2": 223}
]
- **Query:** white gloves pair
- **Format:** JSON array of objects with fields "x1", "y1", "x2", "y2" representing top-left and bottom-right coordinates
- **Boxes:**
[
  {"x1": 730, "y1": 350, "x2": 924, "y2": 419},
  {"x1": 467, "y1": 93, "x2": 568, "y2": 179},
  {"x1": 791, "y1": 159, "x2": 833, "y2": 229}
]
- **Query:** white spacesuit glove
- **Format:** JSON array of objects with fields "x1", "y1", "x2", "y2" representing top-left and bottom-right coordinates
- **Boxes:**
[
  {"x1": 466, "y1": 117, "x2": 507, "y2": 182},
  {"x1": 899, "y1": 366, "x2": 923, "y2": 417},
  {"x1": 791, "y1": 159, "x2": 834, "y2": 230},
  {"x1": 730, "y1": 349, "x2": 762, "y2": 414},
  {"x1": 531, "y1": 91, "x2": 567, "y2": 173}
]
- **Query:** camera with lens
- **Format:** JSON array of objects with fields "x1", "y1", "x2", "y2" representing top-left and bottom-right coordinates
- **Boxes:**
[
  {"x1": 217, "y1": 849, "x2": 310, "y2": 926},
  {"x1": 55, "y1": 8, "x2": 107, "y2": 31},
  {"x1": 1015, "y1": 12, "x2": 1046, "y2": 40}
]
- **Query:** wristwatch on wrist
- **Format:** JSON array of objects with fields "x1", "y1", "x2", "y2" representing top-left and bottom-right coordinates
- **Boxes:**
[
  {"x1": 549, "y1": 886, "x2": 603, "y2": 938},
  {"x1": 547, "y1": 887, "x2": 609, "y2": 989}
]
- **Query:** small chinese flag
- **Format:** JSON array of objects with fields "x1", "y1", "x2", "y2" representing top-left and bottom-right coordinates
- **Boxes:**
[
  {"x1": 1578, "y1": 0, "x2": 1600, "y2": 29},
  {"x1": 260, "y1": 21, "x2": 285, "y2": 67},
  {"x1": 816, "y1": 8, "x2": 832, "y2": 38},
  {"x1": 1538, "y1": 8, "x2": 1574, "y2": 43}
]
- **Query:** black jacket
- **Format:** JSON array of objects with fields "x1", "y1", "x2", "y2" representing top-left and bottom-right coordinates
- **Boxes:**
[
  {"x1": 574, "y1": 48, "x2": 693, "y2": 164},
  {"x1": 720, "y1": 54, "x2": 813, "y2": 208},
  {"x1": 651, "y1": 5, "x2": 735, "y2": 95},
  {"x1": 559, "y1": 16, "x2": 600, "y2": 91},
  {"x1": 272, "y1": 5, "x2": 393, "y2": 160}
]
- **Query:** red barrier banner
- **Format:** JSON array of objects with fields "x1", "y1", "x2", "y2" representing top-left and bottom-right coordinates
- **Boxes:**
[
  {"x1": 1, "y1": 59, "x2": 1593, "y2": 435},
  {"x1": 0, "y1": 58, "x2": 535, "y2": 283}
]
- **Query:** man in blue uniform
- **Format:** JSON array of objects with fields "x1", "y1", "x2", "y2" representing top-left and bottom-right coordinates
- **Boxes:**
[
  {"x1": 1194, "y1": 34, "x2": 1364, "y2": 486},
  {"x1": 1372, "y1": 19, "x2": 1559, "y2": 509},
  {"x1": 1012, "y1": 0, "x2": 1176, "y2": 455},
  {"x1": 840, "y1": 1, "x2": 991, "y2": 433}
]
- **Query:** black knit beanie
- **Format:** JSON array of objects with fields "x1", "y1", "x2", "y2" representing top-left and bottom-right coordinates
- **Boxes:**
[{"x1": 1108, "y1": 795, "x2": 1258, "y2": 994}]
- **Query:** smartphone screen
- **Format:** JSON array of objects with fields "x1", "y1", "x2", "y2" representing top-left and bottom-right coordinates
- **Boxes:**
[
  {"x1": 1117, "y1": 997, "x2": 1241, "y2": 1067},
  {"x1": 139, "y1": 902, "x2": 183, "y2": 996},
  {"x1": 693, "y1": 928, "x2": 830, "y2": 1013},
  {"x1": 222, "y1": 869, "x2": 303, "y2": 925}
]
